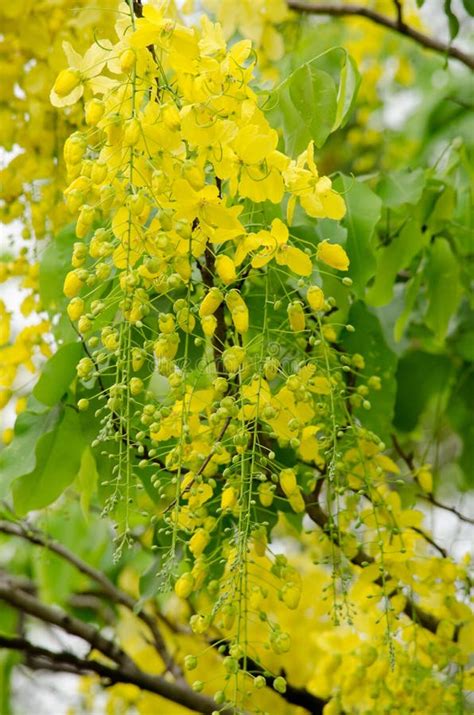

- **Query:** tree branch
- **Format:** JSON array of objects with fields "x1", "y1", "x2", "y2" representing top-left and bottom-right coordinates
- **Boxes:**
[
  {"x1": 0, "y1": 574, "x2": 132, "y2": 668},
  {"x1": 0, "y1": 519, "x2": 183, "y2": 680},
  {"x1": 287, "y1": 2, "x2": 474, "y2": 70},
  {"x1": 0, "y1": 635, "x2": 229, "y2": 715}
]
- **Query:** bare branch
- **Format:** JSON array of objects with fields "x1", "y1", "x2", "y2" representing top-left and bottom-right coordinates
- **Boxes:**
[
  {"x1": 419, "y1": 494, "x2": 474, "y2": 526},
  {"x1": 287, "y1": 2, "x2": 474, "y2": 70},
  {"x1": 0, "y1": 574, "x2": 132, "y2": 667}
]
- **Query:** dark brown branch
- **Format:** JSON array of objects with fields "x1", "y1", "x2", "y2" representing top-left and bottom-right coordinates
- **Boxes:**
[
  {"x1": 0, "y1": 519, "x2": 182, "y2": 680},
  {"x1": 0, "y1": 574, "x2": 132, "y2": 667},
  {"x1": 392, "y1": 0, "x2": 404, "y2": 28},
  {"x1": 0, "y1": 635, "x2": 228, "y2": 715},
  {"x1": 287, "y1": 2, "x2": 474, "y2": 70},
  {"x1": 419, "y1": 494, "x2": 474, "y2": 526},
  {"x1": 411, "y1": 527, "x2": 448, "y2": 559}
]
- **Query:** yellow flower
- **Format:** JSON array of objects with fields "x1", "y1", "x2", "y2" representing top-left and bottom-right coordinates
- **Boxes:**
[
  {"x1": 225, "y1": 290, "x2": 249, "y2": 334},
  {"x1": 199, "y1": 287, "x2": 224, "y2": 317},
  {"x1": 63, "y1": 271, "x2": 83, "y2": 298},
  {"x1": 307, "y1": 285, "x2": 325, "y2": 311},
  {"x1": 67, "y1": 297, "x2": 84, "y2": 322},
  {"x1": 316, "y1": 240, "x2": 350, "y2": 271},
  {"x1": 287, "y1": 301, "x2": 305, "y2": 332},
  {"x1": 258, "y1": 482, "x2": 274, "y2": 507},
  {"x1": 221, "y1": 486, "x2": 238, "y2": 510},
  {"x1": 215, "y1": 254, "x2": 237, "y2": 284},
  {"x1": 50, "y1": 40, "x2": 112, "y2": 107},
  {"x1": 280, "y1": 468, "x2": 297, "y2": 497},
  {"x1": 235, "y1": 219, "x2": 312, "y2": 276},
  {"x1": 284, "y1": 141, "x2": 346, "y2": 223},
  {"x1": 175, "y1": 572, "x2": 195, "y2": 599},
  {"x1": 52, "y1": 68, "x2": 81, "y2": 98},
  {"x1": 2, "y1": 427, "x2": 14, "y2": 445},
  {"x1": 189, "y1": 528, "x2": 210, "y2": 556}
]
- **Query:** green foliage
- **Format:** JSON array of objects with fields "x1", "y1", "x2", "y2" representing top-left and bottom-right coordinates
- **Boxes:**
[
  {"x1": 341, "y1": 302, "x2": 398, "y2": 442},
  {"x1": 12, "y1": 408, "x2": 85, "y2": 514},
  {"x1": 270, "y1": 48, "x2": 360, "y2": 154},
  {"x1": 334, "y1": 175, "x2": 381, "y2": 297},
  {"x1": 33, "y1": 342, "x2": 83, "y2": 406},
  {"x1": 0, "y1": 407, "x2": 62, "y2": 498}
]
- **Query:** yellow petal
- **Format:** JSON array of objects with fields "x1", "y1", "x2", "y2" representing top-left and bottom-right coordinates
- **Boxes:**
[
  {"x1": 282, "y1": 246, "x2": 313, "y2": 276},
  {"x1": 316, "y1": 240, "x2": 349, "y2": 271}
]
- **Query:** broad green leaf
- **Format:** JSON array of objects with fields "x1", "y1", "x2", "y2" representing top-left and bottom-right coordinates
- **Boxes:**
[
  {"x1": 425, "y1": 238, "x2": 461, "y2": 341},
  {"x1": 77, "y1": 446, "x2": 99, "y2": 519},
  {"x1": 39, "y1": 224, "x2": 75, "y2": 308},
  {"x1": 13, "y1": 408, "x2": 84, "y2": 515},
  {"x1": 33, "y1": 341, "x2": 82, "y2": 406},
  {"x1": 288, "y1": 65, "x2": 337, "y2": 148},
  {"x1": 0, "y1": 407, "x2": 62, "y2": 498},
  {"x1": 377, "y1": 169, "x2": 425, "y2": 208},
  {"x1": 367, "y1": 221, "x2": 425, "y2": 306},
  {"x1": 341, "y1": 302, "x2": 398, "y2": 442},
  {"x1": 394, "y1": 351, "x2": 452, "y2": 432},
  {"x1": 333, "y1": 53, "x2": 361, "y2": 130},
  {"x1": 334, "y1": 175, "x2": 381, "y2": 297}
]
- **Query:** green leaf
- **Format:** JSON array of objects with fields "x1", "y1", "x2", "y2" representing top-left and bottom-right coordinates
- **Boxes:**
[
  {"x1": 334, "y1": 175, "x2": 381, "y2": 297},
  {"x1": 39, "y1": 224, "x2": 75, "y2": 309},
  {"x1": 462, "y1": 0, "x2": 474, "y2": 15},
  {"x1": 288, "y1": 65, "x2": 337, "y2": 148},
  {"x1": 340, "y1": 302, "x2": 398, "y2": 442},
  {"x1": 333, "y1": 53, "x2": 361, "y2": 130},
  {"x1": 447, "y1": 368, "x2": 474, "y2": 487},
  {"x1": 377, "y1": 169, "x2": 426, "y2": 208},
  {"x1": 0, "y1": 651, "x2": 16, "y2": 715},
  {"x1": 33, "y1": 342, "x2": 82, "y2": 406},
  {"x1": 0, "y1": 407, "x2": 62, "y2": 499},
  {"x1": 444, "y1": 0, "x2": 460, "y2": 39},
  {"x1": 76, "y1": 446, "x2": 99, "y2": 520},
  {"x1": 425, "y1": 238, "x2": 461, "y2": 341},
  {"x1": 367, "y1": 221, "x2": 425, "y2": 306},
  {"x1": 394, "y1": 351, "x2": 452, "y2": 432},
  {"x1": 13, "y1": 408, "x2": 84, "y2": 515},
  {"x1": 394, "y1": 272, "x2": 423, "y2": 342}
]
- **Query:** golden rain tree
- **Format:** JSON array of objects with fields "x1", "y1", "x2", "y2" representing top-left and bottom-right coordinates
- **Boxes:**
[{"x1": 0, "y1": 1, "x2": 473, "y2": 714}]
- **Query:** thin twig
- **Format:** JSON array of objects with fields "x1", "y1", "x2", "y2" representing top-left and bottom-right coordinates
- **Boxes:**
[{"x1": 391, "y1": 435, "x2": 474, "y2": 525}]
